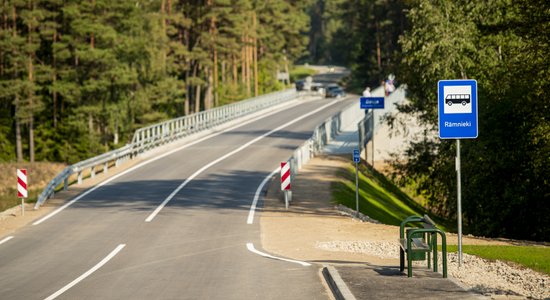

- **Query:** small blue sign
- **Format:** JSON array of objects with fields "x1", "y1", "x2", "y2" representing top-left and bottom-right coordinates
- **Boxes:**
[
  {"x1": 353, "y1": 149, "x2": 360, "y2": 163},
  {"x1": 360, "y1": 97, "x2": 384, "y2": 109},
  {"x1": 438, "y1": 79, "x2": 478, "y2": 139}
]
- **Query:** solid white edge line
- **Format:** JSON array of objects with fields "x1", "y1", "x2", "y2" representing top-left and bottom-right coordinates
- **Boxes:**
[
  {"x1": 246, "y1": 242, "x2": 311, "y2": 267},
  {"x1": 247, "y1": 167, "x2": 280, "y2": 225},
  {"x1": 0, "y1": 236, "x2": 14, "y2": 245},
  {"x1": 145, "y1": 100, "x2": 338, "y2": 223},
  {"x1": 44, "y1": 244, "x2": 126, "y2": 300},
  {"x1": 33, "y1": 99, "x2": 304, "y2": 226}
]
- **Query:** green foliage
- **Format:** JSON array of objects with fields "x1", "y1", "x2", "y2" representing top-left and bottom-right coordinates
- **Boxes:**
[
  {"x1": 0, "y1": 0, "x2": 311, "y2": 163},
  {"x1": 393, "y1": 0, "x2": 550, "y2": 241},
  {"x1": 332, "y1": 161, "x2": 451, "y2": 230},
  {"x1": 306, "y1": 0, "x2": 405, "y2": 89},
  {"x1": 444, "y1": 245, "x2": 550, "y2": 276},
  {"x1": 289, "y1": 65, "x2": 316, "y2": 82}
]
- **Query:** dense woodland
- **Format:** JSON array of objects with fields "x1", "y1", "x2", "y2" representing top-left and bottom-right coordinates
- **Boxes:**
[
  {"x1": 0, "y1": 0, "x2": 309, "y2": 163},
  {"x1": 1, "y1": 0, "x2": 548, "y2": 241},
  {"x1": 307, "y1": 0, "x2": 548, "y2": 241}
]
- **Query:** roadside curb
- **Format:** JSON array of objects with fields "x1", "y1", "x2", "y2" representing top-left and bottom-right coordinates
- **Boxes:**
[{"x1": 322, "y1": 265, "x2": 357, "y2": 300}]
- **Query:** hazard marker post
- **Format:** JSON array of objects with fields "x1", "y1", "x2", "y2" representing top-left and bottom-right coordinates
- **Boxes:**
[
  {"x1": 280, "y1": 162, "x2": 291, "y2": 209},
  {"x1": 17, "y1": 169, "x2": 28, "y2": 216}
]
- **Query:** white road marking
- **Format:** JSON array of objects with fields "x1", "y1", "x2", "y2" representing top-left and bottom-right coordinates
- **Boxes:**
[
  {"x1": 44, "y1": 244, "x2": 126, "y2": 300},
  {"x1": 145, "y1": 100, "x2": 338, "y2": 222},
  {"x1": 247, "y1": 167, "x2": 280, "y2": 224},
  {"x1": 0, "y1": 236, "x2": 14, "y2": 245},
  {"x1": 33, "y1": 100, "x2": 304, "y2": 226},
  {"x1": 246, "y1": 242, "x2": 311, "y2": 267}
]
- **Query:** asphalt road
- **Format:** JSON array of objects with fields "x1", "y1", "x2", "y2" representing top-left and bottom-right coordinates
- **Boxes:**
[{"x1": 0, "y1": 89, "x2": 356, "y2": 299}]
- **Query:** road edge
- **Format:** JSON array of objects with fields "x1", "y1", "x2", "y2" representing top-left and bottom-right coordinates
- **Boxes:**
[{"x1": 322, "y1": 265, "x2": 357, "y2": 300}]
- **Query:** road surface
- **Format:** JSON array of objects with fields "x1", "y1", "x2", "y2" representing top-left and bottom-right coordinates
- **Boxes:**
[{"x1": 0, "y1": 86, "x2": 355, "y2": 299}]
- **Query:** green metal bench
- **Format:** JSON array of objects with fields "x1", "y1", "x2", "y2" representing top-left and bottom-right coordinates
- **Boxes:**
[{"x1": 399, "y1": 214, "x2": 447, "y2": 278}]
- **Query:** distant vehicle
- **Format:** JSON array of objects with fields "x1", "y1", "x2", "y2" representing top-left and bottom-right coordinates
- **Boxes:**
[
  {"x1": 325, "y1": 84, "x2": 346, "y2": 98},
  {"x1": 445, "y1": 94, "x2": 470, "y2": 106},
  {"x1": 295, "y1": 79, "x2": 305, "y2": 91}
]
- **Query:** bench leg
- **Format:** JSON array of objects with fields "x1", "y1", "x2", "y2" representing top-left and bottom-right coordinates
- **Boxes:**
[
  {"x1": 427, "y1": 233, "x2": 431, "y2": 269},
  {"x1": 433, "y1": 234, "x2": 438, "y2": 273},
  {"x1": 400, "y1": 248, "x2": 405, "y2": 272},
  {"x1": 407, "y1": 239, "x2": 413, "y2": 277}
]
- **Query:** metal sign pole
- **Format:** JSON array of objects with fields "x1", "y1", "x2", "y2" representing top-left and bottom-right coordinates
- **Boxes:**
[
  {"x1": 371, "y1": 110, "x2": 375, "y2": 168},
  {"x1": 355, "y1": 161, "x2": 359, "y2": 217},
  {"x1": 456, "y1": 139, "x2": 463, "y2": 266},
  {"x1": 284, "y1": 190, "x2": 289, "y2": 210}
]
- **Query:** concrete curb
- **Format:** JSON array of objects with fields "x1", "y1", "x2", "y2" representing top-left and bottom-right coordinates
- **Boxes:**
[{"x1": 322, "y1": 265, "x2": 357, "y2": 300}]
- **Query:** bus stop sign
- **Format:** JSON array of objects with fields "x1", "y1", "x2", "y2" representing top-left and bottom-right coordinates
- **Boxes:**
[{"x1": 438, "y1": 79, "x2": 478, "y2": 139}]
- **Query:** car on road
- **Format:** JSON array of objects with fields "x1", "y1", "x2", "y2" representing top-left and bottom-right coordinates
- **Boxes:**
[
  {"x1": 295, "y1": 79, "x2": 305, "y2": 91},
  {"x1": 325, "y1": 84, "x2": 346, "y2": 98}
]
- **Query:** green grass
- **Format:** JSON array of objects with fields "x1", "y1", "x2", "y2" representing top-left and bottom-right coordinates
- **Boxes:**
[
  {"x1": 444, "y1": 245, "x2": 550, "y2": 275},
  {"x1": 332, "y1": 162, "x2": 452, "y2": 230},
  {"x1": 289, "y1": 65, "x2": 316, "y2": 82},
  {"x1": 0, "y1": 188, "x2": 39, "y2": 211},
  {"x1": 332, "y1": 161, "x2": 550, "y2": 275}
]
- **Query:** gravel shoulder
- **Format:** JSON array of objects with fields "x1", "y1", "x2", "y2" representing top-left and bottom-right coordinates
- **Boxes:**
[{"x1": 260, "y1": 155, "x2": 549, "y2": 299}]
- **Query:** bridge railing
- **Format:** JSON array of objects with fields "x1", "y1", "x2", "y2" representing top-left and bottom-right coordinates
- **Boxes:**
[
  {"x1": 34, "y1": 88, "x2": 298, "y2": 209},
  {"x1": 287, "y1": 96, "x2": 364, "y2": 178}
]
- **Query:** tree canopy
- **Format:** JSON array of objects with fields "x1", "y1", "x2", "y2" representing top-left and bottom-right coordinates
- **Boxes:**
[
  {"x1": 395, "y1": 0, "x2": 549, "y2": 241},
  {"x1": 0, "y1": 0, "x2": 310, "y2": 163}
]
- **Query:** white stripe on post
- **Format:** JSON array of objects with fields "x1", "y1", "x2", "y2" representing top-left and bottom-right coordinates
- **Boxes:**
[{"x1": 280, "y1": 162, "x2": 291, "y2": 191}]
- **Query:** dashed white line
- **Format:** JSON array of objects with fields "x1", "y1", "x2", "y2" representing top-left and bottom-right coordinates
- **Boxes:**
[
  {"x1": 33, "y1": 99, "x2": 303, "y2": 226},
  {"x1": 145, "y1": 100, "x2": 338, "y2": 222},
  {"x1": 246, "y1": 242, "x2": 311, "y2": 267},
  {"x1": 44, "y1": 244, "x2": 126, "y2": 300},
  {"x1": 0, "y1": 236, "x2": 14, "y2": 245},
  {"x1": 247, "y1": 168, "x2": 280, "y2": 224}
]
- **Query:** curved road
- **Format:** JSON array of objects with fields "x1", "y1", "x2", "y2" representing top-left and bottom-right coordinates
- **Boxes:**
[{"x1": 0, "y1": 80, "x2": 354, "y2": 299}]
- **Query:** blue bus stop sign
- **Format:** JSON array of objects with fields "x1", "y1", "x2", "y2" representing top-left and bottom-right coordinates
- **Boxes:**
[
  {"x1": 353, "y1": 149, "x2": 360, "y2": 163},
  {"x1": 360, "y1": 97, "x2": 384, "y2": 109},
  {"x1": 438, "y1": 79, "x2": 478, "y2": 139}
]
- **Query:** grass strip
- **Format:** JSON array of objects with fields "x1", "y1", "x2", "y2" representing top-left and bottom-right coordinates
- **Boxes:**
[{"x1": 444, "y1": 244, "x2": 550, "y2": 276}]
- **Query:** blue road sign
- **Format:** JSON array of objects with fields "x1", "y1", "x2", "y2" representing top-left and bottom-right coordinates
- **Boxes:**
[
  {"x1": 438, "y1": 79, "x2": 478, "y2": 139},
  {"x1": 353, "y1": 149, "x2": 360, "y2": 163},
  {"x1": 360, "y1": 97, "x2": 384, "y2": 109}
]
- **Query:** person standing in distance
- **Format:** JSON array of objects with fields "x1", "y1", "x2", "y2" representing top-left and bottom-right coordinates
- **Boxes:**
[{"x1": 362, "y1": 87, "x2": 371, "y2": 97}]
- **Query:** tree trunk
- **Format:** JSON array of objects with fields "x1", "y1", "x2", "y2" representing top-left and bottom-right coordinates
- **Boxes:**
[
  {"x1": 221, "y1": 60, "x2": 226, "y2": 84},
  {"x1": 241, "y1": 36, "x2": 246, "y2": 85},
  {"x1": 29, "y1": 118, "x2": 34, "y2": 162},
  {"x1": 15, "y1": 110, "x2": 23, "y2": 162},
  {"x1": 195, "y1": 83, "x2": 201, "y2": 113},
  {"x1": 53, "y1": 31, "x2": 58, "y2": 128},
  {"x1": 253, "y1": 12, "x2": 258, "y2": 96},
  {"x1": 13, "y1": 5, "x2": 23, "y2": 162},
  {"x1": 232, "y1": 54, "x2": 237, "y2": 85},
  {"x1": 205, "y1": 67, "x2": 213, "y2": 110},
  {"x1": 376, "y1": 21, "x2": 381, "y2": 70},
  {"x1": 28, "y1": 0, "x2": 35, "y2": 162}
]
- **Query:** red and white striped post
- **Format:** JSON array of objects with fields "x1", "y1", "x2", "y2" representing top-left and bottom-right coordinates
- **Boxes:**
[
  {"x1": 17, "y1": 169, "x2": 27, "y2": 216},
  {"x1": 280, "y1": 162, "x2": 291, "y2": 209}
]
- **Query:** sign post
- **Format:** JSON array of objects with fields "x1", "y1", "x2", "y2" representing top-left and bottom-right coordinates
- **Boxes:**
[
  {"x1": 360, "y1": 97, "x2": 385, "y2": 168},
  {"x1": 17, "y1": 169, "x2": 27, "y2": 216},
  {"x1": 353, "y1": 149, "x2": 360, "y2": 217},
  {"x1": 280, "y1": 162, "x2": 291, "y2": 210},
  {"x1": 438, "y1": 79, "x2": 478, "y2": 267}
]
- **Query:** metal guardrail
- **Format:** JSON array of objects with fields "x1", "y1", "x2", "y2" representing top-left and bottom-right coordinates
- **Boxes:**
[
  {"x1": 287, "y1": 85, "x2": 406, "y2": 183},
  {"x1": 287, "y1": 98, "x2": 362, "y2": 177},
  {"x1": 131, "y1": 89, "x2": 297, "y2": 153},
  {"x1": 34, "y1": 88, "x2": 299, "y2": 209}
]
